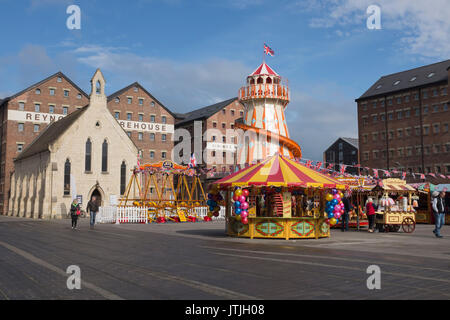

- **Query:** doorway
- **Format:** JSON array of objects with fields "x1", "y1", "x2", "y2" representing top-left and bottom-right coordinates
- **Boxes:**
[{"x1": 91, "y1": 188, "x2": 102, "y2": 205}]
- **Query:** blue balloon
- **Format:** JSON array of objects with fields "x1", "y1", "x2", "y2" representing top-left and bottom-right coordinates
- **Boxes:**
[
  {"x1": 207, "y1": 200, "x2": 213, "y2": 206},
  {"x1": 235, "y1": 208, "x2": 242, "y2": 215},
  {"x1": 328, "y1": 212, "x2": 334, "y2": 219},
  {"x1": 331, "y1": 199, "x2": 338, "y2": 206},
  {"x1": 209, "y1": 206, "x2": 214, "y2": 211},
  {"x1": 234, "y1": 201, "x2": 241, "y2": 208}
]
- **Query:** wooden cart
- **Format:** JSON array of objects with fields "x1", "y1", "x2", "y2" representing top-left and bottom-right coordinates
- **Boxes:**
[{"x1": 371, "y1": 179, "x2": 417, "y2": 233}]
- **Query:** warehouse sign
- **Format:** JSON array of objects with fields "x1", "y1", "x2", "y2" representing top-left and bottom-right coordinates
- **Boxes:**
[
  {"x1": 8, "y1": 110, "x2": 66, "y2": 124},
  {"x1": 206, "y1": 142, "x2": 237, "y2": 152},
  {"x1": 117, "y1": 120, "x2": 174, "y2": 133}
]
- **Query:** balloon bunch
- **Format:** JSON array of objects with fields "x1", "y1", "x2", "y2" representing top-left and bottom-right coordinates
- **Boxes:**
[
  {"x1": 233, "y1": 188, "x2": 250, "y2": 225},
  {"x1": 207, "y1": 184, "x2": 223, "y2": 219},
  {"x1": 325, "y1": 189, "x2": 344, "y2": 226}
]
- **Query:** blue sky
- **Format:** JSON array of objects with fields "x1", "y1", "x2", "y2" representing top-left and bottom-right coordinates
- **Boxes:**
[{"x1": 1, "y1": 0, "x2": 449, "y2": 160}]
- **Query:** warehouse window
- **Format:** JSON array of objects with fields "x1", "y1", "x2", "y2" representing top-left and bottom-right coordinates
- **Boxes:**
[{"x1": 64, "y1": 159, "x2": 71, "y2": 195}]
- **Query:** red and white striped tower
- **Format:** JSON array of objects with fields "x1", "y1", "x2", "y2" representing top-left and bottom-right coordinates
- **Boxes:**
[{"x1": 236, "y1": 62, "x2": 301, "y2": 165}]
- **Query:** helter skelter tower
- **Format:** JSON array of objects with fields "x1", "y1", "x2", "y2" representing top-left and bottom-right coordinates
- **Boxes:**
[{"x1": 236, "y1": 62, "x2": 302, "y2": 165}]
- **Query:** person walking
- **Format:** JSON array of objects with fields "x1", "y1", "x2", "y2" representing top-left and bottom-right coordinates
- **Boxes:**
[
  {"x1": 432, "y1": 191, "x2": 445, "y2": 238},
  {"x1": 366, "y1": 197, "x2": 376, "y2": 233},
  {"x1": 70, "y1": 199, "x2": 81, "y2": 230},
  {"x1": 341, "y1": 191, "x2": 353, "y2": 232},
  {"x1": 86, "y1": 196, "x2": 99, "y2": 229}
]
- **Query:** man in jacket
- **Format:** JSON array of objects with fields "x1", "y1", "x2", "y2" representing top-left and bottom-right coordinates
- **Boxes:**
[
  {"x1": 432, "y1": 191, "x2": 445, "y2": 238},
  {"x1": 86, "y1": 196, "x2": 100, "y2": 229},
  {"x1": 341, "y1": 192, "x2": 353, "y2": 232}
]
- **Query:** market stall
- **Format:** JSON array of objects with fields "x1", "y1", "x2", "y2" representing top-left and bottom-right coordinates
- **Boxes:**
[
  {"x1": 211, "y1": 154, "x2": 348, "y2": 240},
  {"x1": 333, "y1": 176, "x2": 374, "y2": 229},
  {"x1": 370, "y1": 178, "x2": 418, "y2": 233}
]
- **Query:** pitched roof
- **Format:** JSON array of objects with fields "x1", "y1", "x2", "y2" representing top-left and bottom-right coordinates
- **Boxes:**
[
  {"x1": 357, "y1": 59, "x2": 450, "y2": 101},
  {"x1": 107, "y1": 82, "x2": 176, "y2": 118},
  {"x1": 15, "y1": 106, "x2": 88, "y2": 161},
  {"x1": 175, "y1": 97, "x2": 238, "y2": 126},
  {"x1": 0, "y1": 71, "x2": 88, "y2": 105},
  {"x1": 340, "y1": 137, "x2": 359, "y2": 149},
  {"x1": 249, "y1": 62, "x2": 279, "y2": 77}
]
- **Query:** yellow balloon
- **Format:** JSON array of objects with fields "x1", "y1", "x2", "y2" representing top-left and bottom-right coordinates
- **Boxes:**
[
  {"x1": 207, "y1": 212, "x2": 213, "y2": 218},
  {"x1": 235, "y1": 215, "x2": 242, "y2": 221},
  {"x1": 339, "y1": 192, "x2": 344, "y2": 198},
  {"x1": 330, "y1": 218, "x2": 337, "y2": 226},
  {"x1": 235, "y1": 189, "x2": 243, "y2": 197},
  {"x1": 325, "y1": 194, "x2": 333, "y2": 202}
]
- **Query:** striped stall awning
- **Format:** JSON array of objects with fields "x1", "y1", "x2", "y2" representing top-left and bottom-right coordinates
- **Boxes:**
[
  {"x1": 214, "y1": 154, "x2": 347, "y2": 189},
  {"x1": 380, "y1": 184, "x2": 416, "y2": 191}
]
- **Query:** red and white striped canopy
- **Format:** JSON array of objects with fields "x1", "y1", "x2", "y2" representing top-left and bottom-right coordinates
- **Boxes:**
[{"x1": 249, "y1": 62, "x2": 279, "y2": 77}]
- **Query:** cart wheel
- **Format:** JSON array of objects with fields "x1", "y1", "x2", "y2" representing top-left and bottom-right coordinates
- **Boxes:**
[
  {"x1": 401, "y1": 217, "x2": 415, "y2": 233},
  {"x1": 391, "y1": 225, "x2": 401, "y2": 233}
]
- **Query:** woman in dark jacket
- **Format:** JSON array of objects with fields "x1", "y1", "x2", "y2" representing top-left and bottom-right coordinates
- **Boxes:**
[{"x1": 70, "y1": 199, "x2": 81, "y2": 230}]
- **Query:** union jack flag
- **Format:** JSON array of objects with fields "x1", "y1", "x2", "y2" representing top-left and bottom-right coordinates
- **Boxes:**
[
  {"x1": 189, "y1": 153, "x2": 197, "y2": 168},
  {"x1": 264, "y1": 43, "x2": 275, "y2": 56}
]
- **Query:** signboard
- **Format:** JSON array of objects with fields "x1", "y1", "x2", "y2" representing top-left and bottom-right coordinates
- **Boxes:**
[
  {"x1": 8, "y1": 110, "x2": 66, "y2": 124},
  {"x1": 282, "y1": 192, "x2": 292, "y2": 218},
  {"x1": 110, "y1": 195, "x2": 118, "y2": 206},
  {"x1": 76, "y1": 195, "x2": 83, "y2": 205},
  {"x1": 118, "y1": 120, "x2": 174, "y2": 133},
  {"x1": 206, "y1": 142, "x2": 237, "y2": 152}
]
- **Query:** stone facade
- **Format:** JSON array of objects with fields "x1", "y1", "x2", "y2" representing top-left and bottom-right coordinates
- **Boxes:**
[{"x1": 8, "y1": 70, "x2": 138, "y2": 219}]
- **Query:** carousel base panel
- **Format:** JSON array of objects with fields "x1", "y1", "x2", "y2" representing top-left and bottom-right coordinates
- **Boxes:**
[
  {"x1": 332, "y1": 220, "x2": 369, "y2": 229},
  {"x1": 227, "y1": 217, "x2": 330, "y2": 240}
]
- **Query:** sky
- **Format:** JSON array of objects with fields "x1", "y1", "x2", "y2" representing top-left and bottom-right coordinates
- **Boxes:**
[{"x1": 1, "y1": 0, "x2": 450, "y2": 161}]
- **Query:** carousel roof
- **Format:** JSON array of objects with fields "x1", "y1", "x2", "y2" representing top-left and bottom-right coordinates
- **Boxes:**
[
  {"x1": 249, "y1": 62, "x2": 279, "y2": 77},
  {"x1": 214, "y1": 154, "x2": 346, "y2": 189}
]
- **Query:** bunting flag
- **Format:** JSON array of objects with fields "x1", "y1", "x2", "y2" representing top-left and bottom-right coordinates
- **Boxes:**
[
  {"x1": 340, "y1": 164, "x2": 347, "y2": 175},
  {"x1": 315, "y1": 161, "x2": 323, "y2": 170},
  {"x1": 429, "y1": 173, "x2": 436, "y2": 178},
  {"x1": 384, "y1": 170, "x2": 391, "y2": 177},
  {"x1": 373, "y1": 169, "x2": 379, "y2": 178},
  {"x1": 402, "y1": 172, "x2": 407, "y2": 180},
  {"x1": 326, "y1": 164, "x2": 333, "y2": 170},
  {"x1": 305, "y1": 160, "x2": 312, "y2": 168},
  {"x1": 420, "y1": 174, "x2": 425, "y2": 179}
]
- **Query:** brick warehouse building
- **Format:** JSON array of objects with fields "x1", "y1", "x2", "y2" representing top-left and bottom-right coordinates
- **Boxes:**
[
  {"x1": 0, "y1": 72, "x2": 175, "y2": 215},
  {"x1": 175, "y1": 98, "x2": 245, "y2": 176},
  {"x1": 356, "y1": 60, "x2": 450, "y2": 183}
]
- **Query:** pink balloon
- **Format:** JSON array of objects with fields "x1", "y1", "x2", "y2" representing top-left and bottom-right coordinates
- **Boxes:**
[
  {"x1": 239, "y1": 195, "x2": 246, "y2": 203},
  {"x1": 232, "y1": 195, "x2": 239, "y2": 202},
  {"x1": 334, "y1": 194, "x2": 339, "y2": 199},
  {"x1": 335, "y1": 213, "x2": 341, "y2": 219},
  {"x1": 340, "y1": 209, "x2": 345, "y2": 214},
  {"x1": 241, "y1": 202, "x2": 249, "y2": 210},
  {"x1": 241, "y1": 211, "x2": 248, "y2": 218},
  {"x1": 242, "y1": 189, "x2": 249, "y2": 197},
  {"x1": 241, "y1": 217, "x2": 249, "y2": 225}
]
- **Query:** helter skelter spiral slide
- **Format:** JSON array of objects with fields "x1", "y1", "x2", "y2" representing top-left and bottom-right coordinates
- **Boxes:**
[{"x1": 236, "y1": 62, "x2": 302, "y2": 164}]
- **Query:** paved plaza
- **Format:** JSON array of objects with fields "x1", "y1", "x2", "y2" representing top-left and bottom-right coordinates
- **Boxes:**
[{"x1": 0, "y1": 216, "x2": 449, "y2": 300}]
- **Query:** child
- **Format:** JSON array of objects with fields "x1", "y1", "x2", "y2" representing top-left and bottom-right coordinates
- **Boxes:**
[{"x1": 70, "y1": 199, "x2": 81, "y2": 230}]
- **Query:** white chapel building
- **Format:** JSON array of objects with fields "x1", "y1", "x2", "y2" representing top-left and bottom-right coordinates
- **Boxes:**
[{"x1": 8, "y1": 69, "x2": 138, "y2": 219}]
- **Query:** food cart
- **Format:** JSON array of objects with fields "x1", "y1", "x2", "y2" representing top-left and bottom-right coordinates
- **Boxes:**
[{"x1": 371, "y1": 178, "x2": 417, "y2": 233}]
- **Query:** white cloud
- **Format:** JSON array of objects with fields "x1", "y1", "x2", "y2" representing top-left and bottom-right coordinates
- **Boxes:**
[
  {"x1": 303, "y1": 0, "x2": 450, "y2": 59},
  {"x1": 73, "y1": 45, "x2": 250, "y2": 110}
]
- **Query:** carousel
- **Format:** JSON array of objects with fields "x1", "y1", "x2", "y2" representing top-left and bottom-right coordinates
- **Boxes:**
[{"x1": 211, "y1": 154, "x2": 347, "y2": 240}]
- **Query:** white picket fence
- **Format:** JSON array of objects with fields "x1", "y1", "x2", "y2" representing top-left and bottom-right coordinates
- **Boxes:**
[{"x1": 97, "y1": 206, "x2": 226, "y2": 224}]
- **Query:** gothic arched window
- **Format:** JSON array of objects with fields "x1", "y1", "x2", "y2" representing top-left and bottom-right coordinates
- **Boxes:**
[
  {"x1": 85, "y1": 138, "x2": 92, "y2": 172},
  {"x1": 120, "y1": 161, "x2": 126, "y2": 195},
  {"x1": 102, "y1": 139, "x2": 108, "y2": 172},
  {"x1": 64, "y1": 159, "x2": 71, "y2": 195}
]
